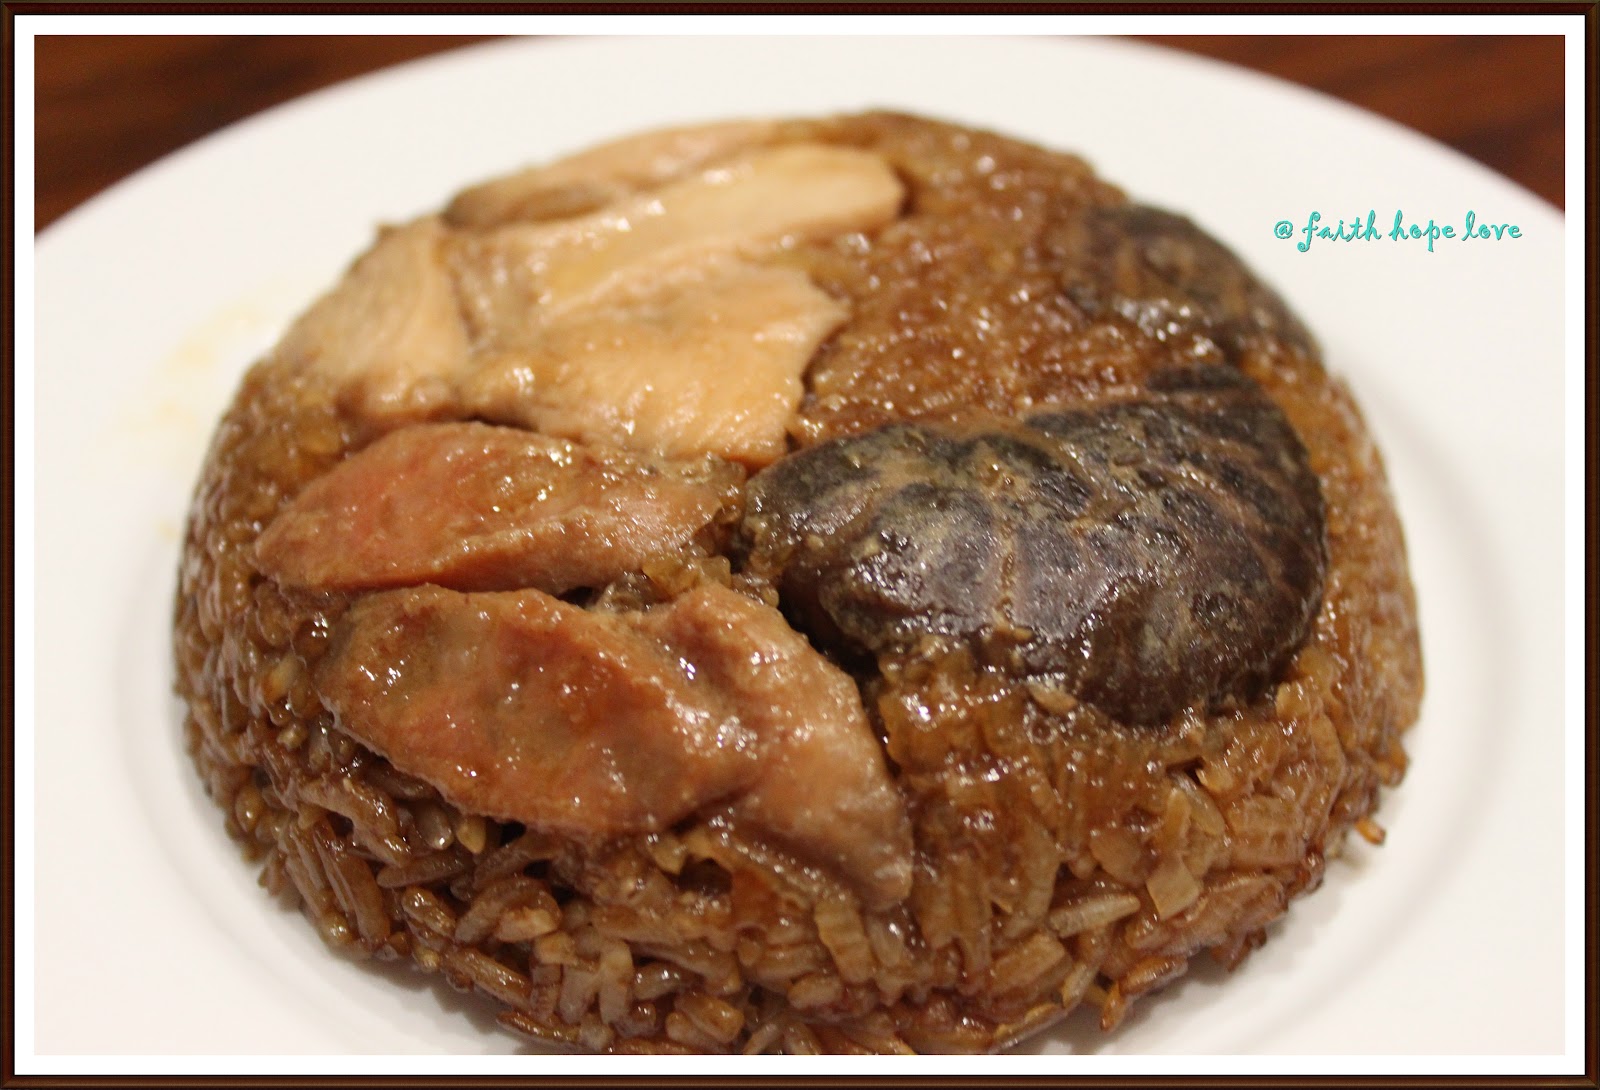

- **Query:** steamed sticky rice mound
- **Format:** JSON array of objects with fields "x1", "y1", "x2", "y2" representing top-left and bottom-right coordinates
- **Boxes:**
[{"x1": 173, "y1": 113, "x2": 1422, "y2": 1054}]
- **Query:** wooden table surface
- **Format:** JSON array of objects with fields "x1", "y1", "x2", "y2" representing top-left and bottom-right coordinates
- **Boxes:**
[{"x1": 33, "y1": 34, "x2": 1566, "y2": 232}]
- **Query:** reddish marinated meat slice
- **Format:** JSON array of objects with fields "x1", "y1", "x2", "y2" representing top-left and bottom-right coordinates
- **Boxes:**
[
  {"x1": 256, "y1": 422, "x2": 736, "y2": 594},
  {"x1": 315, "y1": 586, "x2": 762, "y2": 836},
  {"x1": 635, "y1": 585, "x2": 913, "y2": 907},
  {"x1": 315, "y1": 581, "x2": 912, "y2": 901}
]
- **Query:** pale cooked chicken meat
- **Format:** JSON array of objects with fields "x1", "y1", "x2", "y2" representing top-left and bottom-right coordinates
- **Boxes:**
[
  {"x1": 460, "y1": 261, "x2": 846, "y2": 466},
  {"x1": 285, "y1": 141, "x2": 901, "y2": 467},
  {"x1": 273, "y1": 218, "x2": 468, "y2": 422},
  {"x1": 449, "y1": 144, "x2": 903, "y2": 320},
  {"x1": 444, "y1": 118, "x2": 779, "y2": 228},
  {"x1": 446, "y1": 142, "x2": 902, "y2": 464}
]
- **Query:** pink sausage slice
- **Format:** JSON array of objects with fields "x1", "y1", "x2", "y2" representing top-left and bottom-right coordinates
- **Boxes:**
[
  {"x1": 635, "y1": 585, "x2": 914, "y2": 907},
  {"x1": 315, "y1": 585, "x2": 762, "y2": 836},
  {"x1": 315, "y1": 582, "x2": 912, "y2": 902},
  {"x1": 256, "y1": 422, "x2": 735, "y2": 594}
]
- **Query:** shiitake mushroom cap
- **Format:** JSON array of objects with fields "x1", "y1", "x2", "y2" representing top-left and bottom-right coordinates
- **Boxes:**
[{"x1": 741, "y1": 365, "x2": 1327, "y2": 726}]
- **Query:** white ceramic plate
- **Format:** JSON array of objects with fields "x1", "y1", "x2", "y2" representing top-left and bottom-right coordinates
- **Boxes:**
[{"x1": 28, "y1": 35, "x2": 1570, "y2": 1067}]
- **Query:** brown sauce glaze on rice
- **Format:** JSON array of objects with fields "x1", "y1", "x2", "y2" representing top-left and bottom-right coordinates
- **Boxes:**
[{"x1": 173, "y1": 112, "x2": 1422, "y2": 1053}]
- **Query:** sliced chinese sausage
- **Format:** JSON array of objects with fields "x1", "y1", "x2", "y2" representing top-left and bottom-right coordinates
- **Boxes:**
[
  {"x1": 443, "y1": 118, "x2": 779, "y2": 228},
  {"x1": 314, "y1": 586, "x2": 762, "y2": 836},
  {"x1": 743, "y1": 365, "x2": 1327, "y2": 726},
  {"x1": 274, "y1": 218, "x2": 469, "y2": 422},
  {"x1": 461, "y1": 261, "x2": 846, "y2": 467},
  {"x1": 256, "y1": 422, "x2": 738, "y2": 594},
  {"x1": 632, "y1": 584, "x2": 913, "y2": 907},
  {"x1": 314, "y1": 583, "x2": 912, "y2": 902},
  {"x1": 450, "y1": 143, "x2": 904, "y2": 324}
]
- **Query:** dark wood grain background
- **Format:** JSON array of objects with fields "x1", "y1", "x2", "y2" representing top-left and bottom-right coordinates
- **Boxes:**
[{"x1": 33, "y1": 34, "x2": 1566, "y2": 232}]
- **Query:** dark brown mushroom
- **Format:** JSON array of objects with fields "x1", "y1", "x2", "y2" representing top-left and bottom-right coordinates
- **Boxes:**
[
  {"x1": 1050, "y1": 203, "x2": 1319, "y2": 362},
  {"x1": 741, "y1": 365, "x2": 1327, "y2": 726}
]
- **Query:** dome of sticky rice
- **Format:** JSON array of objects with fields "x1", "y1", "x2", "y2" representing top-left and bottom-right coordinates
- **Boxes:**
[{"x1": 173, "y1": 112, "x2": 1421, "y2": 1053}]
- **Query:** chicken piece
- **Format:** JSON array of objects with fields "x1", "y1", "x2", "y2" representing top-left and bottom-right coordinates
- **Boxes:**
[
  {"x1": 444, "y1": 143, "x2": 899, "y2": 464},
  {"x1": 444, "y1": 118, "x2": 779, "y2": 228},
  {"x1": 315, "y1": 586, "x2": 763, "y2": 836},
  {"x1": 461, "y1": 262, "x2": 846, "y2": 467},
  {"x1": 451, "y1": 143, "x2": 904, "y2": 326},
  {"x1": 635, "y1": 585, "x2": 914, "y2": 907},
  {"x1": 256, "y1": 422, "x2": 737, "y2": 595},
  {"x1": 274, "y1": 218, "x2": 469, "y2": 421},
  {"x1": 314, "y1": 581, "x2": 912, "y2": 902}
]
